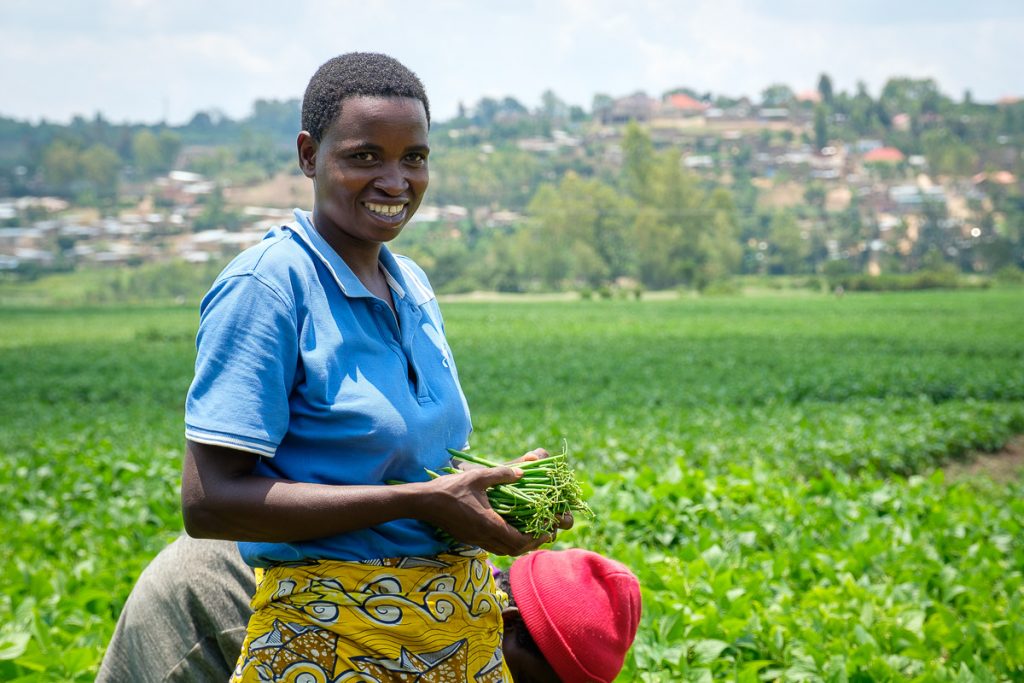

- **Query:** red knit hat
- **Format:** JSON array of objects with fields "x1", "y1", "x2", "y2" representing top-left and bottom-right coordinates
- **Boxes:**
[{"x1": 509, "y1": 549, "x2": 642, "y2": 683}]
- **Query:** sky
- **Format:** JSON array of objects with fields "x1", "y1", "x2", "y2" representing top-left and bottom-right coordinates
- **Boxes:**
[{"x1": 2, "y1": 0, "x2": 1023, "y2": 126}]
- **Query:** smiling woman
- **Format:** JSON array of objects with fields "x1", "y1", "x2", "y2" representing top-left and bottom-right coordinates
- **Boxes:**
[
  {"x1": 95, "y1": 52, "x2": 571, "y2": 683},
  {"x1": 298, "y1": 95, "x2": 431, "y2": 282}
]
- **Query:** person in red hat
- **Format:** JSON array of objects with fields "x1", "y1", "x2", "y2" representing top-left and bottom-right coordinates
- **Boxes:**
[
  {"x1": 498, "y1": 549, "x2": 643, "y2": 683},
  {"x1": 97, "y1": 537, "x2": 642, "y2": 682}
]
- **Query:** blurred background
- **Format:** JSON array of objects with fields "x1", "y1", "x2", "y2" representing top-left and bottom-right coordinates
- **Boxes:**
[{"x1": 1, "y1": 0, "x2": 1022, "y2": 300}]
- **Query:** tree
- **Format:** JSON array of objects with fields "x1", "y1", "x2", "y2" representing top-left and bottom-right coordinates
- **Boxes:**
[
  {"x1": 804, "y1": 183, "x2": 827, "y2": 213},
  {"x1": 470, "y1": 233, "x2": 524, "y2": 292},
  {"x1": 880, "y1": 77, "x2": 946, "y2": 117},
  {"x1": 193, "y1": 186, "x2": 244, "y2": 231},
  {"x1": 642, "y1": 151, "x2": 705, "y2": 287},
  {"x1": 187, "y1": 147, "x2": 236, "y2": 178},
  {"x1": 188, "y1": 111, "x2": 215, "y2": 130},
  {"x1": 248, "y1": 98, "x2": 300, "y2": 139},
  {"x1": 132, "y1": 129, "x2": 163, "y2": 176},
  {"x1": 473, "y1": 97, "x2": 501, "y2": 126},
  {"x1": 79, "y1": 143, "x2": 121, "y2": 205},
  {"x1": 157, "y1": 130, "x2": 182, "y2": 170},
  {"x1": 921, "y1": 128, "x2": 978, "y2": 176},
  {"x1": 817, "y1": 73, "x2": 834, "y2": 106},
  {"x1": 632, "y1": 207, "x2": 682, "y2": 289},
  {"x1": 539, "y1": 89, "x2": 568, "y2": 123},
  {"x1": 849, "y1": 82, "x2": 879, "y2": 135},
  {"x1": 427, "y1": 147, "x2": 542, "y2": 212},
  {"x1": 238, "y1": 129, "x2": 283, "y2": 177},
  {"x1": 525, "y1": 173, "x2": 634, "y2": 288},
  {"x1": 768, "y1": 210, "x2": 809, "y2": 274},
  {"x1": 523, "y1": 183, "x2": 575, "y2": 289},
  {"x1": 500, "y1": 97, "x2": 529, "y2": 119},
  {"x1": 591, "y1": 93, "x2": 614, "y2": 120},
  {"x1": 41, "y1": 140, "x2": 80, "y2": 191},
  {"x1": 698, "y1": 188, "x2": 742, "y2": 285},
  {"x1": 910, "y1": 199, "x2": 956, "y2": 270},
  {"x1": 813, "y1": 105, "x2": 829, "y2": 151},
  {"x1": 620, "y1": 121, "x2": 654, "y2": 202},
  {"x1": 761, "y1": 84, "x2": 795, "y2": 108}
]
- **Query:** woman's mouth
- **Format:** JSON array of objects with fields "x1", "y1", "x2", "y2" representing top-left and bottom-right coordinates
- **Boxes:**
[{"x1": 363, "y1": 201, "x2": 407, "y2": 219}]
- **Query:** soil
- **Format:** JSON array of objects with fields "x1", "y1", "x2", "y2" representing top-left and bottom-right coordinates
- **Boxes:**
[
  {"x1": 224, "y1": 172, "x2": 311, "y2": 209},
  {"x1": 942, "y1": 435, "x2": 1024, "y2": 484},
  {"x1": 753, "y1": 179, "x2": 805, "y2": 209}
]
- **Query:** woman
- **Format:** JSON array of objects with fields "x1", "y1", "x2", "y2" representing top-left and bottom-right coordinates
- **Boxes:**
[{"x1": 181, "y1": 52, "x2": 566, "y2": 682}]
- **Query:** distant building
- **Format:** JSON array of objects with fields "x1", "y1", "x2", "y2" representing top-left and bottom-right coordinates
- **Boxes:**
[
  {"x1": 891, "y1": 113, "x2": 912, "y2": 132},
  {"x1": 855, "y1": 139, "x2": 884, "y2": 153},
  {"x1": 972, "y1": 171, "x2": 1017, "y2": 186},
  {"x1": 683, "y1": 155, "x2": 714, "y2": 169},
  {"x1": 516, "y1": 137, "x2": 561, "y2": 153},
  {"x1": 660, "y1": 93, "x2": 709, "y2": 118},
  {"x1": 863, "y1": 147, "x2": 905, "y2": 164},
  {"x1": 795, "y1": 90, "x2": 821, "y2": 104},
  {"x1": 605, "y1": 93, "x2": 657, "y2": 123},
  {"x1": 758, "y1": 107, "x2": 790, "y2": 120},
  {"x1": 889, "y1": 184, "x2": 946, "y2": 208}
]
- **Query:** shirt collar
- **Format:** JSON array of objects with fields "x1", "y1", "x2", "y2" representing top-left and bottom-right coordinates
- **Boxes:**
[{"x1": 288, "y1": 208, "x2": 411, "y2": 303}]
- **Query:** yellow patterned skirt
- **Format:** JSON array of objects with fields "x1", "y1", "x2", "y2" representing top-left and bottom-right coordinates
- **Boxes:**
[{"x1": 230, "y1": 547, "x2": 511, "y2": 683}]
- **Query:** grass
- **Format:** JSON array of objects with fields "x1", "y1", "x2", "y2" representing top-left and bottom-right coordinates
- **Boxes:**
[{"x1": 1, "y1": 288, "x2": 1022, "y2": 681}]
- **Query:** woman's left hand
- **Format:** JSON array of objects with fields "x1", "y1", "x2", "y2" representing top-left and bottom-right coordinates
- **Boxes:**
[{"x1": 450, "y1": 447, "x2": 574, "y2": 539}]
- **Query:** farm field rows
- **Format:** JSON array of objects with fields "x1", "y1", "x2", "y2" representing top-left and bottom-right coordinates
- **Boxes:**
[{"x1": 1, "y1": 289, "x2": 1023, "y2": 681}]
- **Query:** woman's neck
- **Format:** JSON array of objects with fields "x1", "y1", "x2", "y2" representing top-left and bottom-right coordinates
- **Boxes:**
[{"x1": 311, "y1": 211, "x2": 385, "y2": 290}]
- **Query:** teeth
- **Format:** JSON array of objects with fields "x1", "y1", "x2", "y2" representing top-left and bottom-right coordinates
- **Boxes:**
[{"x1": 364, "y1": 202, "x2": 405, "y2": 217}]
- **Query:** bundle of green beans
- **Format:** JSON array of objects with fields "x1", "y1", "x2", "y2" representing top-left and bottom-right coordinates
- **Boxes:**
[{"x1": 430, "y1": 446, "x2": 594, "y2": 538}]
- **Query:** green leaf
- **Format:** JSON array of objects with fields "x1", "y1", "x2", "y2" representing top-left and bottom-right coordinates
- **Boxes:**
[
  {"x1": 689, "y1": 639, "x2": 730, "y2": 665},
  {"x1": 0, "y1": 633, "x2": 30, "y2": 660}
]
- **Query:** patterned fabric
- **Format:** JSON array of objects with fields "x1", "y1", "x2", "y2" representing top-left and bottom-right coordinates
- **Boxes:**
[{"x1": 231, "y1": 548, "x2": 510, "y2": 682}]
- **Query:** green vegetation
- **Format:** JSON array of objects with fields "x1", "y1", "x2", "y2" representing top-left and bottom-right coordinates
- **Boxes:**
[
  {"x1": 0, "y1": 259, "x2": 230, "y2": 307},
  {"x1": 1, "y1": 289, "x2": 1023, "y2": 680},
  {"x1": 444, "y1": 447, "x2": 592, "y2": 536}
]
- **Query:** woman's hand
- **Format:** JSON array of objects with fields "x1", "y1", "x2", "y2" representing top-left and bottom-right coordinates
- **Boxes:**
[
  {"x1": 423, "y1": 447, "x2": 573, "y2": 555},
  {"x1": 421, "y1": 465, "x2": 542, "y2": 555}
]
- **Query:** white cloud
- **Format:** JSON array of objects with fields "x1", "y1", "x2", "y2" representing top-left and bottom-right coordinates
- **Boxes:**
[{"x1": 0, "y1": 0, "x2": 1021, "y2": 124}]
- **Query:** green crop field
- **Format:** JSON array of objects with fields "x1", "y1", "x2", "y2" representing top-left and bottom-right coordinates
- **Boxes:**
[{"x1": 1, "y1": 289, "x2": 1023, "y2": 681}]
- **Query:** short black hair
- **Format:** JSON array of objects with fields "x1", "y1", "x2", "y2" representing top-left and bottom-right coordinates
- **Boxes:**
[{"x1": 301, "y1": 52, "x2": 431, "y2": 142}]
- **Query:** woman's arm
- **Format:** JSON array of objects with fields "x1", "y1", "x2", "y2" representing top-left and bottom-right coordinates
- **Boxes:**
[{"x1": 181, "y1": 440, "x2": 554, "y2": 556}]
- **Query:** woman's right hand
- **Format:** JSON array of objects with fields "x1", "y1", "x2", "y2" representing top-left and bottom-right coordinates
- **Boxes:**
[{"x1": 417, "y1": 465, "x2": 551, "y2": 556}]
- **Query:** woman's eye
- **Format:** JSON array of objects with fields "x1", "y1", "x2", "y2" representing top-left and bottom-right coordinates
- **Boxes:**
[
  {"x1": 351, "y1": 152, "x2": 375, "y2": 162},
  {"x1": 406, "y1": 153, "x2": 427, "y2": 164}
]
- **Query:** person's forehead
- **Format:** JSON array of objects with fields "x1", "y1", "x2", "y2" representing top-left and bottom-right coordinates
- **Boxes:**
[{"x1": 331, "y1": 96, "x2": 428, "y2": 134}]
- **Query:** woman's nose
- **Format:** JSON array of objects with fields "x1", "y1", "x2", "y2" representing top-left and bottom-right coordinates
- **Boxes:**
[{"x1": 374, "y1": 163, "x2": 409, "y2": 195}]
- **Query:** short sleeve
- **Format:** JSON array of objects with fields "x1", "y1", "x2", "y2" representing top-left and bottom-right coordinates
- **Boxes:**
[{"x1": 185, "y1": 273, "x2": 298, "y2": 457}]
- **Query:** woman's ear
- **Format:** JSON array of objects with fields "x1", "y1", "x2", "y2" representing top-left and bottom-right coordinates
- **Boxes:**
[{"x1": 297, "y1": 131, "x2": 318, "y2": 178}]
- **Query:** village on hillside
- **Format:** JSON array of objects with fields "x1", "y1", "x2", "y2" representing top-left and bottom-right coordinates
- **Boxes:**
[{"x1": 1, "y1": 81, "x2": 1021, "y2": 289}]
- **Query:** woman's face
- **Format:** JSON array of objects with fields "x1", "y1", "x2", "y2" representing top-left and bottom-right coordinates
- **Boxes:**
[{"x1": 300, "y1": 95, "x2": 429, "y2": 249}]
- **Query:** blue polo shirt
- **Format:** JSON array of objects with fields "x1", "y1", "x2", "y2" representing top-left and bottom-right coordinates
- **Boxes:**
[{"x1": 185, "y1": 209, "x2": 472, "y2": 566}]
